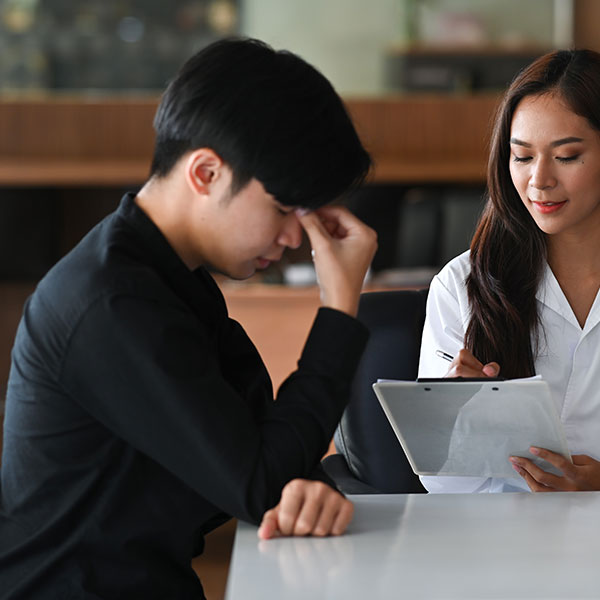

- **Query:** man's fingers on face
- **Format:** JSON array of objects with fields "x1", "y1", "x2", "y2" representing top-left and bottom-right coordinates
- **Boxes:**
[
  {"x1": 315, "y1": 206, "x2": 377, "y2": 248},
  {"x1": 314, "y1": 204, "x2": 358, "y2": 227},
  {"x1": 322, "y1": 217, "x2": 344, "y2": 238},
  {"x1": 303, "y1": 208, "x2": 346, "y2": 240},
  {"x1": 296, "y1": 209, "x2": 328, "y2": 235},
  {"x1": 297, "y1": 213, "x2": 340, "y2": 253},
  {"x1": 295, "y1": 212, "x2": 321, "y2": 246}
]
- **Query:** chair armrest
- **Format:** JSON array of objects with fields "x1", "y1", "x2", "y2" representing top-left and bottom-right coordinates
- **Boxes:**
[{"x1": 321, "y1": 454, "x2": 382, "y2": 495}]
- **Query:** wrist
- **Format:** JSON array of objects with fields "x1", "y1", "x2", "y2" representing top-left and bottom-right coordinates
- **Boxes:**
[{"x1": 321, "y1": 291, "x2": 359, "y2": 318}]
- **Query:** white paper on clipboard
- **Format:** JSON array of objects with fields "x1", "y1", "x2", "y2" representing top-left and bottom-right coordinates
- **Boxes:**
[{"x1": 372, "y1": 379, "x2": 570, "y2": 478}]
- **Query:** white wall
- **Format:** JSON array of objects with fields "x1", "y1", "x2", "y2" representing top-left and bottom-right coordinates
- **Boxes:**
[
  {"x1": 240, "y1": 0, "x2": 567, "y2": 96},
  {"x1": 241, "y1": 0, "x2": 405, "y2": 96}
]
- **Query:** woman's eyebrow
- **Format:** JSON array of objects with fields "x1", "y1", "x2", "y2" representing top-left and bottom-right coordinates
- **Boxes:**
[
  {"x1": 550, "y1": 136, "x2": 584, "y2": 147},
  {"x1": 510, "y1": 136, "x2": 583, "y2": 148},
  {"x1": 510, "y1": 138, "x2": 531, "y2": 147}
]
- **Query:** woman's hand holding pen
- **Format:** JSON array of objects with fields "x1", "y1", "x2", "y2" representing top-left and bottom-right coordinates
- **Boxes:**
[
  {"x1": 441, "y1": 348, "x2": 500, "y2": 379},
  {"x1": 510, "y1": 449, "x2": 600, "y2": 492}
]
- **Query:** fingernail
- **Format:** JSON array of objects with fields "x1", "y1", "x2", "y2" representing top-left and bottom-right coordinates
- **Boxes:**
[
  {"x1": 509, "y1": 457, "x2": 520, "y2": 465},
  {"x1": 529, "y1": 447, "x2": 540, "y2": 455},
  {"x1": 512, "y1": 464, "x2": 524, "y2": 475},
  {"x1": 295, "y1": 208, "x2": 310, "y2": 217}
]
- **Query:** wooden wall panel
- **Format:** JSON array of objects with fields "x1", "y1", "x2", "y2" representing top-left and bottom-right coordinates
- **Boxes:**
[
  {"x1": 0, "y1": 97, "x2": 157, "y2": 159},
  {"x1": 574, "y1": 0, "x2": 600, "y2": 52},
  {"x1": 346, "y1": 94, "x2": 499, "y2": 182},
  {"x1": 0, "y1": 94, "x2": 500, "y2": 185}
]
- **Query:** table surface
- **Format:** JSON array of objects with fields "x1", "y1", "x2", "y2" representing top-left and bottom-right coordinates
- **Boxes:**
[{"x1": 225, "y1": 492, "x2": 600, "y2": 600}]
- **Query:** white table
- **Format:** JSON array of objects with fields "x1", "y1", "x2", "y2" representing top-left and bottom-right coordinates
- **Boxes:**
[{"x1": 225, "y1": 492, "x2": 600, "y2": 599}]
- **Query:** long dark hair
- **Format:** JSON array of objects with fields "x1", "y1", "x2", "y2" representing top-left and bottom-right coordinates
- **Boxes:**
[{"x1": 466, "y1": 49, "x2": 600, "y2": 378}]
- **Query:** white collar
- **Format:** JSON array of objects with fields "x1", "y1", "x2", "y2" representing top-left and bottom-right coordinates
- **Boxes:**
[{"x1": 536, "y1": 262, "x2": 600, "y2": 334}]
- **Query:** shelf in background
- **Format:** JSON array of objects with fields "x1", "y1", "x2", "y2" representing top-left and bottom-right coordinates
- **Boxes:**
[
  {"x1": 0, "y1": 159, "x2": 150, "y2": 186},
  {"x1": 347, "y1": 93, "x2": 498, "y2": 184},
  {"x1": 0, "y1": 94, "x2": 499, "y2": 186},
  {"x1": 373, "y1": 157, "x2": 486, "y2": 184},
  {"x1": 0, "y1": 96, "x2": 156, "y2": 186}
]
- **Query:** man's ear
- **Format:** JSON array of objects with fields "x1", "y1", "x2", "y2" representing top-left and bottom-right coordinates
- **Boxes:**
[{"x1": 184, "y1": 148, "x2": 225, "y2": 196}]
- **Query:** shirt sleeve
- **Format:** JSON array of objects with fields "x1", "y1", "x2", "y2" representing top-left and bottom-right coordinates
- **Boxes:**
[
  {"x1": 418, "y1": 274, "x2": 466, "y2": 377},
  {"x1": 60, "y1": 295, "x2": 367, "y2": 523}
]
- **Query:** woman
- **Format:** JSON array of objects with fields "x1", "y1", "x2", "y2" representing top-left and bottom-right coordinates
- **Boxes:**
[{"x1": 419, "y1": 49, "x2": 600, "y2": 493}]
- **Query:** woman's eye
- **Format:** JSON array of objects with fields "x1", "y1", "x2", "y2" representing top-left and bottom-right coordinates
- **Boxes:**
[
  {"x1": 556, "y1": 154, "x2": 580, "y2": 163},
  {"x1": 512, "y1": 155, "x2": 531, "y2": 163}
]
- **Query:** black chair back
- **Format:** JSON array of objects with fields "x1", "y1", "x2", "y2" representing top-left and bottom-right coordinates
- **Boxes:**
[{"x1": 333, "y1": 289, "x2": 428, "y2": 493}]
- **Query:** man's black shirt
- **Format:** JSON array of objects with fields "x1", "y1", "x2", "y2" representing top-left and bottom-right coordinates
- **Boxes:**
[{"x1": 0, "y1": 194, "x2": 368, "y2": 599}]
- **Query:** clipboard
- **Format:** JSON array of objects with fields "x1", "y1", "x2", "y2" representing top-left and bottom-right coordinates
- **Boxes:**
[{"x1": 372, "y1": 379, "x2": 571, "y2": 478}]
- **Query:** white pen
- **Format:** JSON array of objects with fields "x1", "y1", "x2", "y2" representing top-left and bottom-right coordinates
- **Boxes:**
[{"x1": 435, "y1": 349, "x2": 454, "y2": 362}]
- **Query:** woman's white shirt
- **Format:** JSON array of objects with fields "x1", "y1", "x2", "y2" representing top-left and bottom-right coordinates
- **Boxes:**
[{"x1": 418, "y1": 250, "x2": 600, "y2": 493}]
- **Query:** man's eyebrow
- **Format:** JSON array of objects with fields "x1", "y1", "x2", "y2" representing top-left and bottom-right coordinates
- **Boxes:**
[{"x1": 510, "y1": 136, "x2": 584, "y2": 148}]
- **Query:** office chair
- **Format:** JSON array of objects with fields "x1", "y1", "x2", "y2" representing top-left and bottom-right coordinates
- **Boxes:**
[{"x1": 322, "y1": 289, "x2": 429, "y2": 494}]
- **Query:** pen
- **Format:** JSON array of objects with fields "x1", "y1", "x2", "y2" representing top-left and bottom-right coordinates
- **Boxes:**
[{"x1": 435, "y1": 349, "x2": 454, "y2": 362}]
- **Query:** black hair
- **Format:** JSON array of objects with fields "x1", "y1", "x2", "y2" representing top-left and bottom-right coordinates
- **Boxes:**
[{"x1": 151, "y1": 37, "x2": 371, "y2": 208}]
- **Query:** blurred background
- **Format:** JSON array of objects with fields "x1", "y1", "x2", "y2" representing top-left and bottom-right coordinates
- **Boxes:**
[
  {"x1": 0, "y1": 0, "x2": 575, "y2": 93},
  {"x1": 0, "y1": 0, "x2": 593, "y2": 287},
  {"x1": 1, "y1": 1, "x2": 599, "y2": 598},
  {"x1": 0, "y1": 0, "x2": 592, "y2": 285}
]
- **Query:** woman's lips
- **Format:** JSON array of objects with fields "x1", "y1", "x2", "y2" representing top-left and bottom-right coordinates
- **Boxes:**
[{"x1": 530, "y1": 199, "x2": 567, "y2": 214}]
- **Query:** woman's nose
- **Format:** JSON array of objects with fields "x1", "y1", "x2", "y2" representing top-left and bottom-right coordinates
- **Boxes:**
[{"x1": 530, "y1": 158, "x2": 557, "y2": 190}]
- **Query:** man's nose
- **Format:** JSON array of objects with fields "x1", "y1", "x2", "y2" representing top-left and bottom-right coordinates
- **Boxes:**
[{"x1": 278, "y1": 214, "x2": 303, "y2": 249}]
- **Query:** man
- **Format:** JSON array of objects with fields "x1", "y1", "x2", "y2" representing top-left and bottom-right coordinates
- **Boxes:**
[{"x1": 0, "y1": 38, "x2": 377, "y2": 599}]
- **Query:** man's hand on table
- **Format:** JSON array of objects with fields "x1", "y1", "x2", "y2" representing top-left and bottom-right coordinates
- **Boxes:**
[{"x1": 257, "y1": 479, "x2": 354, "y2": 540}]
